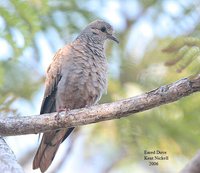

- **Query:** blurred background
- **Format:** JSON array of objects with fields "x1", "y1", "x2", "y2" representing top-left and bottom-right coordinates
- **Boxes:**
[{"x1": 1, "y1": 0, "x2": 200, "y2": 173}]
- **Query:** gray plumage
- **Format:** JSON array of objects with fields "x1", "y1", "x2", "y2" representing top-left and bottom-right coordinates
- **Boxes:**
[{"x1": 32, "y1": 20, "x2": 118, "y2": 172}]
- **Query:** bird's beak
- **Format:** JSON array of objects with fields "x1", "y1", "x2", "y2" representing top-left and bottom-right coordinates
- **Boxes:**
[{"x1": 107, "y1": 34, "x2": 119, "y2": 44}]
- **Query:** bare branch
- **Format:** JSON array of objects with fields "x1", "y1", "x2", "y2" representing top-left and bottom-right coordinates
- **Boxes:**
[
  {"x1": 180, "y1": 151, "x2": 200, "y2": 173},
  {"x1": 0, "y1": 74, "x2": 200, "y2": 136},
  {"x1": 0, "y1": 137, "x2": 24, "y2": 173}
]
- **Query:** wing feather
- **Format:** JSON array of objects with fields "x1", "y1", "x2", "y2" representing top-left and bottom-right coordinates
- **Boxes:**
[{"x1": 33, "y1": 49, "x2": 64, "y2": 171}]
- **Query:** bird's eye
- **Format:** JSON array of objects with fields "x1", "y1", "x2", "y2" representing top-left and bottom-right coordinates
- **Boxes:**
[{"x1": 100, "y1": 26, "x2": 106, "y2": 32}]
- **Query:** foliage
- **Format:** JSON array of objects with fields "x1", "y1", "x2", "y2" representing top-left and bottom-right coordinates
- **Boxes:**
[
  {"x1": 163, "y1": 36, "x2": 200, "y2": 73},
  {"x1": 0, "y1": 60, "x2": 41, "y2": 114}
]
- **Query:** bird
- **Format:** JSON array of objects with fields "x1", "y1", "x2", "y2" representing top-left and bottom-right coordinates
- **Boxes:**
[{"x1": 32, "y1": 19, "x2": 119, "y2": 172}]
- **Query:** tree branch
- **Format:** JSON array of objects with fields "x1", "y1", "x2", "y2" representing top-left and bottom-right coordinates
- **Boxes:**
[
  {"x1": 0, "y1": 137, "x2": 24, "y2": 173},
  {"x1": 0, "y1": 74, "x2": 200, "y2": 136},
  {"x1": 180, "y1": 151, "x2": 200, "y2": 173}
]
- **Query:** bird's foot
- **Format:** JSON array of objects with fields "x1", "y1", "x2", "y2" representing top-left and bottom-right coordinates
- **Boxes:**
[
  {"x1": 55, "y1": 107, "x2": 70, "y2": 121},
  {"x1": 64, "y1": 108, "x2": 71, "y2": 115},
  {"x1": 85, "y1": 104, "x2": 93, "y2": 108}
]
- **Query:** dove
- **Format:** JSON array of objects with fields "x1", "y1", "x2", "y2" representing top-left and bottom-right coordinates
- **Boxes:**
[{"x1": 33, "y1": 19, "x2": 119, "y2": 172}]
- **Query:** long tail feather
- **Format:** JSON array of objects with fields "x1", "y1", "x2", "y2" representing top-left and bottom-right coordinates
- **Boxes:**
[{"x1": 33, "y1": 128, "x2": 73, "y2": 172}]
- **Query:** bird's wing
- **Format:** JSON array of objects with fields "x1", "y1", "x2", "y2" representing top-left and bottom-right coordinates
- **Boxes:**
[
  {"x1": 40, "y1": 48, "x2": 63, "y2": 114},
  {"x1": 33, "y1": 48, "x2": 74, "y2": 172}
]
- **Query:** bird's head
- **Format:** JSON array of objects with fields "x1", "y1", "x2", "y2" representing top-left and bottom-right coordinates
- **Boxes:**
[{"x1": 78, "y1": 20, "x2": 119, "y2": 44}]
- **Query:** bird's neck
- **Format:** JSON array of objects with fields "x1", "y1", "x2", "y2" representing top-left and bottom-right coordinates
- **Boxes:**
[{"x1": 75, "y1": 34, "x2": 104, "y2": 50}]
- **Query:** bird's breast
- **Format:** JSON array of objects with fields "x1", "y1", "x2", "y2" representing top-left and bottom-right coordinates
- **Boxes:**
[{"x1": 56, "y1": 51, "x2": 107, "y2": 109}]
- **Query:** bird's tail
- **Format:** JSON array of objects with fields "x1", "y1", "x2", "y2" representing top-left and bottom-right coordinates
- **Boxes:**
[{"x1": 33, "y1": 128, "x2": 73, "y2": 172}]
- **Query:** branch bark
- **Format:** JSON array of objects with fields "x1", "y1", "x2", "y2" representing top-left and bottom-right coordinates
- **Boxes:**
[
  {"x1": 180, "y1": 151, "x2": 200, "y2": 173},
  {"x1": 0, "y1": 74, "x2": 200, "y2": 136},
  {"x1": 0, "y1": 137, "x2": 24, "y2": 173}
]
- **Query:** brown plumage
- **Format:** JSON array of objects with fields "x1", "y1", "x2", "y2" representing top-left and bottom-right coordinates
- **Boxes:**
[{"x1": 32, "y1": 20, "x2": 118, "y2": 172}]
